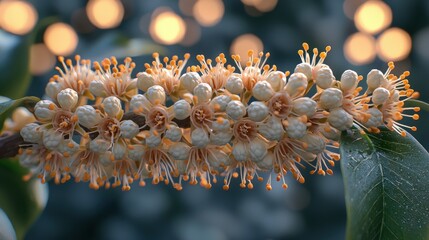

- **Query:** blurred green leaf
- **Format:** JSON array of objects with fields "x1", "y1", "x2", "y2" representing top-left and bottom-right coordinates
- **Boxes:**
[
  {"x1": 340, "y1": 128, "x2": 429, "y2": 240},
  {"x1": 0, "y1": 96, "x2": 39, "y2": 131},
  {"x1": 0, "y1": 159, "x2": 48, "y2": 240},
  {"x1": 0, "y1": 208, "x2": 16, "y2": 240},
  {"x1": 404, "y1": 99, "x2": 429, "y2": 112},
  {"x1": 0, "y1": 31, "x2": 34, "y2": 99}
]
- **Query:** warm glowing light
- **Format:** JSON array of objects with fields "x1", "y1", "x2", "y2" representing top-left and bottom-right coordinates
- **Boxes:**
[
  {"x1": 193, "y1": 0, "x2": 224, "y2": 27},
  {"x1": 86, "y1": 0, "x2": 124, "y2": 29},
  {"x1": 44, "y1": 23, "x2": 79, "y2": 56},
  {"x1": 29, "y1": 44, "x2": 56, "y2": 75},
  {"x1": 0, "y1": 1, "x2": 38, "y2": 35},
  {"x1": 344, "y1": 32, "x2": 376, "y2": 65},
  {"x1": 241, "y1": 0, "x2": 278, "y2": 12},
  {"x1": 354, "y1": 1, "x2": 392, "y2": 34},
  {"x1": 230, "y1": 34, "x2": 264, "y2": 63},
  {"x1": 376, "y1": 28, "x2": 412, "y2": 62},
  {"x1": 181, "y1": 19, "x2": 201, "y2": 46},
  {"x1": 149, "y1": 11, "x2": 186, "y2": 45}
]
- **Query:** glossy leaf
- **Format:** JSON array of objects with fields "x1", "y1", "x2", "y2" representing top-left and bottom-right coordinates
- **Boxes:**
[
  {"x1": 340, "y1": 128, "x2": 429, "y2": 240},
  {"x1": 404, "y1": 99, "x2": 429, "y2": 112},
  {"x1": 0, "y1": 31, "x2": 33, "y2": 99},
  {"x1": 0, "y1": 96, "x2": 39, "y2": 130},
  {"x1": 0, "y1": 159, "x2": 48, "y2": 240}
]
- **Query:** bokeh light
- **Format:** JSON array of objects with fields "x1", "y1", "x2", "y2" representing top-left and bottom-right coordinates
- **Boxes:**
[
  {"x1": 86, "y1": 0, "x2": 124, "y2": 29},
  {"x1": 354, "y1": 1, "x2": 392, "y2": 35},
  {"x1": 344, "y1": 32, "x2": 376, "y2": 65},
  {"x1": 230, "y1": 34, "x2": 264, "y2": 63},
  {"x1": 29, "y1": 44, "x2": 56, "y2": 75},
  {"x1": 149, "y1": 10, "x2": 186, "y2": 45},
  {"x1": 241, "y1": 0, "x2": 278, "y2": 13},
  {"x1": 193, "y1": 0, "x2": 224, "y2": 27},
  {"x1": 376, "y1": 28, "x2": 412, "y2": 62},
  {"x1": 0, "y1": 1, "x2": 37, "y2": 35},
  {"x1": 44, "y1": 23, "x2": 79, "y2": 56}
]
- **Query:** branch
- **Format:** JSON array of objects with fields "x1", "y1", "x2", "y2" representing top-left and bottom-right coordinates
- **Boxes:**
[{"x1": 0, "y1": 112, "x2": 191, "y2": 159}]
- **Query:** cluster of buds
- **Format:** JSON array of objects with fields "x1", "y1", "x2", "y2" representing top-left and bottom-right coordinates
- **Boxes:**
[{"x1": 18, "y1": 43, "x2": 420, "y2": 191}]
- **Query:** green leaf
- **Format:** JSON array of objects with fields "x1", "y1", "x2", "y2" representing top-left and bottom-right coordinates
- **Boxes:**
[
  {"x1": 340, "y1": 128, "x2": 429, "y2": 240},
  {"x1": 404, "y1": 99, "x2": 429, "y2": 112},
  {"x1": 0, "y1": 96, "x2": 39, "y2": 130},
  {"x1": 0, "y1": 30, "x2": 34, "y2": 99},
  {"x1": 0, "y1": 159, "x2": 48, "y2": 240}
]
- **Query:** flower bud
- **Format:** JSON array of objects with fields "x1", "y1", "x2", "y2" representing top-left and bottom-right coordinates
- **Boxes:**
[
  {"x1": 193, "y1": 83, "x2": 212, "y2": 103},
  {"x1": 113, "y1": 142, "x2": 127, "y2": 160},
  {"x1": 103, "y1": 96, "x2": 122, "y2": 118},
  {"x1": 285, "y1": 117, "x2": 307, "y2": 139},
  {"x1": 328, "y1": 107, "x2": 353, "y2": 131},
  {"x1": 320, "y1": 88, "x2": 343, "y2": 110},
  {"x1": 340, "y1": 70, "x2": 358, "y2": 91},
  {"x1": 226, "y1": 100, "x2": 246, "y2": 120},
  {"x1": 146, "y1": 132, "x2": 161, "y2": 147},
  {"x1": 168, "y1": 142, "x2": 190, "y2": 160},
  {"x1": 211, "y1": 117, "x2": 230, "y2": 131},
  {"x1": 247, "y1": 101, "x2": 269, "y2": 122},
  {"x1": 20, "y1": 123, "x2": 42, "y2": 143},
  {"x1": 259, "y1": 116, "x2": 283, "y2": 141},
  {"x1": 45, "y1": 81, "x2": 61, "y2": 100},
  {"x1": 266, "y1": 71, "x2": 286, "y2": 91},
  {"x1": 292, "y1": 97, "x2": 317, "y2": 117},
  {"x1": 315, "y1": 67, "x2": 334, "y2": 89},
  {"x1": 232, "y1": 141, "x2": 247, "y2": 162},
  {"x1": 364, "y1": 108, "x2": 383, "y2": 128},
  {"x1": 301, "y1": 134, "x2": 325, "y2": 154},
  {"x1": 225, "y1": 75, "x2": 244, "y2": 94},
  {"x1": 57, "y1": 88, "x2": 78, "y2": 110},
  {"x1": 137, "y1": 72, "x2": 155, "y2": 91},
  {"x1": 89, "y1": 80, "x2": 107, "y2": 97},
  {"x1": 210, "y1": 130, "x2": 233, "y2": 145},
  {"x1": 146, "y1": 85, "x2": 166, "y2": 105},
  {"x1": 76, "y1": 105, "x2": 102, "y2": 128},
  {"x1": 43, "y1": 130, "x2": 63, "y2": 150},
  {"x1": 165, "y1": 124, "x2": 183, "y2": 142},
  {"x1": 285, "y1": 73, "x2": 308, "y2": 96},
  {"x1": 128, "y1": 145, "x2": 145, "y2": 161},
  {"x1": 120, "y1": 120, "x2": 139, "y2": 139},
  {"x1": 249, "y1": 138, "x2": 267, "y2": 162},
  {"x1": 252, "y1": 80, "x2": 275, "y2": 101},
  {"x1": 173, "y1": 100, "x2": 191, "y2": 120},
  {"x1": 180, "y1": 72, "x2": 200, "y2": 92},
  {"x1": 130, "y1": 94, "x2": 150, "y2": 113},
  {"x1": 90, "y1": 137, "x2": 110, "y2": 153},
  {"x1": 34, "y1": 100, "x2": 56, "y2": 121},
  {"x1": 295, "y1": 63, "x2": 313, "y2": 80},
  {"x1": 191, "y1": 128, "x2": 210, "y2": 148},
  {"x1": 372, "y1": 87, "x2": 390, "y2": 105},
  {"x1": 367, "y1": 69, "x2": 386, "y2": 91},
  {"x1": 210, "y1": 95, "x2": 231, "y2": 112}
]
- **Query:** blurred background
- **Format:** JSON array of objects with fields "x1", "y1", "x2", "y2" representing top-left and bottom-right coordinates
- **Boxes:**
[{"x1": 0, "y1": 0, "x2": 428, "y2": 239}]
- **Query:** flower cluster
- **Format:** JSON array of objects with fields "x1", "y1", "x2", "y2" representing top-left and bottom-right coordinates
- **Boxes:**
[{"x1": 19, "y1": 43, "x2": 420, "y2": 191}]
